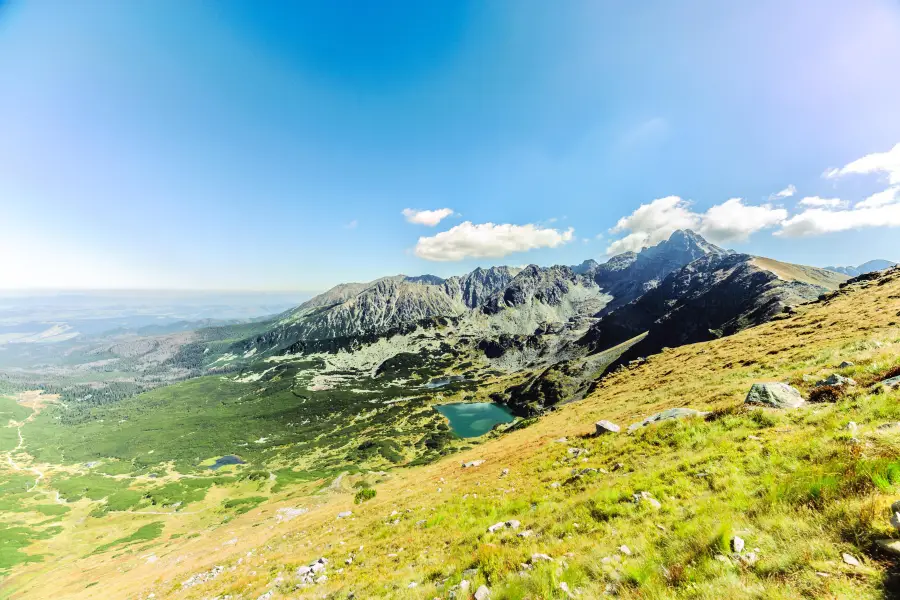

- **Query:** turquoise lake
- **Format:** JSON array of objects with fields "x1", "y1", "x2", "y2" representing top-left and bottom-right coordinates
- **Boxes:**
[{"x1": 435, "y1": 402, "x2": 515, "y2": 438}]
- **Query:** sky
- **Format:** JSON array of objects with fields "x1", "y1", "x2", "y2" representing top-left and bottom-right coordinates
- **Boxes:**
[{"x1": 2, "y1": 0, "x2": 900, "y2": 291}]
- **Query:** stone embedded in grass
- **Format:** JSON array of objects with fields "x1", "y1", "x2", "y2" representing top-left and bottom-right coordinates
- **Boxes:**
[
  {"x1": 731, "y1": 536, "x2": 745, "y2": 553},
  {"x1": 474, "y1": 585, "x2": 491, "y2": 600},
  {"x1": 838, "y1": 361, "x2": 855, "y2": 368},
  {"x1": 595, "y1": 420, "x2": 620, "y2": 435},
  {"x1": 632, "y1": 491, "x2": 662, "y2": 509},
  {"x1": 487, "y1": 519, "x2": 521, "y2": 533},
  {"x1": 881, "y1": 376, "x2": 900, "y2": 390},
  {"x1": 627, "y1": 408, "x2": 709, "y2": 432},
  {"x1": 619, "y1": 545, "x2": 632, "y2": 556},
  {"x1": 815, "y1": 374, "x2": 857, "y2": 388},
  {"x1": 530, "y1": 553, "x2": 553, "y2": 563},
  {"x1": 461, "y1": 459, "x2": 485, "y2": 468},
  {"x1": 744, "y1": 382, "x2": 805, "y2": 409},
  {"x1": 842, "y1": 552, "x2": 861, "y2": 566},
  {"x1": 500, "y1": 468, "x2": 509, "y2": 477},
  {"x1": 337, "y1": 511, "x2": 352, "y2": 519},
  {"x1": 876, "y1": 539, "x2": 900, "y2": 556},
  {"x1": 518, "y1": 530, "x2": 534, "y2": 538}
]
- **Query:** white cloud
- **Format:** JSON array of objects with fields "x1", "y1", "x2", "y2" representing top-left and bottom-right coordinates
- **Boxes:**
[
  {"x1": 824, "y1": 142, "x2": 900, "y2": 185},
  {"x1": 855, "y1": 186, "x2": 900, "y2": 209},
  {"x1": 798, "y1": 196, "x2": 847, "y2": 208},
  {"x1": 771, "y1": 184, "x2": 797, "y2": 199},
  {"x1": 414, "y1": 221, "x2": 574, "y2": 262},
  {"x1": 777, "y1": 203, "x2": 900, "y2": 237},
  {"x1": 605, "y1": 196, "x2": 786, "y2": 254},
  {"x1": 402, "y1": 207, "x2": 454, "y2": 227}
]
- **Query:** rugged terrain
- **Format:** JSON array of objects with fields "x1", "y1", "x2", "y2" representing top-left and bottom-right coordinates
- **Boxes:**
[{"x1": 1, "y1": 261, "x2": 899, "y2": 599}]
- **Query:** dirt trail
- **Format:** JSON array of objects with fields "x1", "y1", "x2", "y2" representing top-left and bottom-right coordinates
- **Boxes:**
[{"x1": 2, "y1": 391, "x2": 65, "y2": 502}]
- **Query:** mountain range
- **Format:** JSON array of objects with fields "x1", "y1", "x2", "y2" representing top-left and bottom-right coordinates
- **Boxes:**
[{"x1": 825, "y1": 259, "x2": 897, "y2": 277}]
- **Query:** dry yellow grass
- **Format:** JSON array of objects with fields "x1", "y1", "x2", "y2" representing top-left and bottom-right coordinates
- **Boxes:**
[{"x1": 5, "y1": 268, "x2": 900, "y2": 599}]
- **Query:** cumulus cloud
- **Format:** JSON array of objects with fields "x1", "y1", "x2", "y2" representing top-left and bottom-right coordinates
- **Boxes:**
[
  {"x1": 824, "y1": 142, "x2": 900, "y2": 185},
  {"x1": 776, "y1": 203, "x2": 900, "y2": 237},
  {"x1": 402, "y1": 207, "x2": 454, "y2": 227},
  {"x1": 798, "y1": 196, "x2": 847, "y2": 208},
  {"x1": 771, "y1": 184, "x2": 797, "y2": 199},
  {"x1": 414, "y1": 221, "x2": 574, "y2": 262},
  {"x1": 855, "y1": 186, "x2": 900, "y2": 209},
  {"x1": 605, "y1": 196, "x2": 786, "y2": 254}
]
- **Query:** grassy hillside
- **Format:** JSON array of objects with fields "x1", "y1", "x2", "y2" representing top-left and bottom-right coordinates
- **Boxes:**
[{"x1": 2, "y1": 268, "x2": 900, "y2": 599}]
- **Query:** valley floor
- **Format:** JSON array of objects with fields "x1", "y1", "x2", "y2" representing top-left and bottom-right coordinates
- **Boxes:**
[{"x1": 3, "y1": 269, "x2": 900, "y2": 599}]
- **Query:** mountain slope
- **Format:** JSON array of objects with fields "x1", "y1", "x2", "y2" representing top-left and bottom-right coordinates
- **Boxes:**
[{"x1": 7, "y1": 267, "x2": 899, "y2": 600}]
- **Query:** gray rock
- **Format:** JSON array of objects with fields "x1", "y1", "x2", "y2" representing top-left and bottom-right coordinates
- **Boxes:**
[
  {"x1": 838, "y1": 361, "x2": 855, "y2": 368},
  {"x1": 619, "y1": 545, "x2": 632, "y2": 556},
  {"x1": 337, "y1": 511, "x2": 352, "y2": 519},
  {"x1": 474, "y1": 585, "x2": 491, "y2": 600},
  {"x1": 487, "y1": 522, "x2": 506, "y2": 533},
  {"x1": 815, "y1": 374, "x2": 857, "y2": 388},
  {"x1": 595, "y1": 420, "x2": 621, "y2": 435},
  {"x1": 531, "y1": 553, "x2": 553, "y2": 562},
  {"x1": 842, "y1": 552, "x2": 860, "y2": 566},
  {"x1": 877, "y1": 539, "x2": 900, "y2": 556},
  {"x1": 731, "y1": 536, "x2": 745, "y2": 553},
  {"x1": 881, "y1": 376, "x2": 900, "y2": 390},
  {"x1": 462, "y1": 460, "x2": 485, "y2": 468},
  {"x1": 632, "y1": 491, "x2": 662, "y2": 509},
  {"x1": 627, "y1": 408, "x2": 708, "y2": 432},
  {"x1": 744, "y1": 383, "x2": 805, "y2": 409}
]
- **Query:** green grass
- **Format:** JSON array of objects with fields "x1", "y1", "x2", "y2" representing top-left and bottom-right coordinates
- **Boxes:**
[
  {"x1": 221, "y1": 496, "x2": 267, "y2": 515},
  {"x1": 91, "y1": 522, "x2": 164, "y2": 555},
  {"x1": 0, "y1": 523, "x2": 60, "y2": 572}
]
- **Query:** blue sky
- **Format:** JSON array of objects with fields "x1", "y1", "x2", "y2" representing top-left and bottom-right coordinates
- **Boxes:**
[{"x1": 2, "y1": 0, "x2": 900, "y2": 290}]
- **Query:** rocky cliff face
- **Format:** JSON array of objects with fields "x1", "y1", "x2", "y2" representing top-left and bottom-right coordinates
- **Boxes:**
[
  {"x1": 443, "y1": 266, "x2": 519, "y2": 308},
  {"x1": 580, "y1": 252, "x2": 844, "y2": 362},
  {"x1": 583, "y1": 229, "x2": 731, "y2": 315}
]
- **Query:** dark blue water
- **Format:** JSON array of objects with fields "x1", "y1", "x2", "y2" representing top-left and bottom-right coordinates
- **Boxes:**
[
  {"x1": 435, "y1": 402, "x2": 515, "y2": 438},
  {"x1": 208, "y1": 455, "x2": 245, "y2": 470}
]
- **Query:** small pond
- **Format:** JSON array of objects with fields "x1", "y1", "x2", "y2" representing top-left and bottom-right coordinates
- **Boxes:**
[
  {"x1": 434, "y1": 402, "x2": 515, "y2": 438},
  {"x1": 423, "y1": 376, "x2": 467, "y2": 389},
  {"x1": 208, "y1": 455, "x2": 245, "y2": 470}
]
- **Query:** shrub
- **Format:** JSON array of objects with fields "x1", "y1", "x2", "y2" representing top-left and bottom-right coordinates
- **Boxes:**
[
  {"x1": 809, "y1": 385, "x2": 845, "y2": 403},
  {"x1": 354, "y1": 488, "x2": 376, "y2": 504}
]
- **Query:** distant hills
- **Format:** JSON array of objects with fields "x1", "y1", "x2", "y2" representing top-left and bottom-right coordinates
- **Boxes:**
[{"x1": 825, "y1": 259, "x2": 897, "y2": 277}]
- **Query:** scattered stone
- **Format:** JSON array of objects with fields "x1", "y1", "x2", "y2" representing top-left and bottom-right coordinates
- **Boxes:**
[
  {"x1": 500, "y1": 468, "x2": 510, "y2": 477},
  {"x1": 627, "y1": 408, "x2": 709, "y2": 432},
  {"x1": 337, "y1": 511, "x2": 352, "y2": 519},
  {"x1": 567, "y1": 447, "x2": 588, "y2": 458},
  {"x1": 816, "y1": 571, "x2": 831, "y2": 578},
  {"x1": 257, "y1": 592, "x2": 273, "y2": 600},
  {"x1": 612, "y1": 462, "x2": 625, "y2": 472},
  {"x1": 518, "y1": 530, "x2": 534, "y2": 538},
  {"x1": 632, "y1": 491, "x2": 662, "y2": 509},
  {"x1": 738, "y1": 552, "x2": 758, "y2": 565},
  {"x1": 747, "y1": 435, "x2": 762, "y2": 441},
  {"x1": 877, "y1": 422, "x2": 900, "y2": 430},
  {"x1": 488, "y1": 522, "x2": 506, "y2": 533},
  {"x1": 731, "y1": 536, "x2": 745, "y2": 553},
  {"x1": 656, "y1": 524, "x2": 666, "y2": 531},
  {"x1": 744, "y1": 382, "x2": 805, "y2": 409},
  {"x1": 559, "y1": 581, "x2": 575, "y2": 598},
  {"x1": 553, "y1": 437, "x2": 568, "y2": 444},
  {"x1": 877, "y1": 539, "x2": 900, "y2": 556},
  {"x1": 714, "y1": 554, "x2": 731, "y2": 565},
  {"x1": 275, "y1": 507, "x2": 308, "y2": 522},
  {"x1": 619, "y1": 545, "x2": 632, "y2": 556},
  {"x1": 474, "y1": 585, "x2": 491, "y2": 600},
  {"x1": 838, "y1": 361, "x2": 855, "y2": 369},
  {"x1": 550, "y1": 482, "x2": 561, "y2": 489},
  {"x1": 530, "y1": 553, "x2": 553, "y2": 563},
  {"x1": 462, "y1": 460, "x2": 486, "y2": 468},
  {"x1": 595, "y1": 420, "x2": 621, "y2": 435},
  {"x1": 842, "y1": 552, "x2": 860, "y2": 566},
  {"x1": 815, "y1": 374, "x2": 857, "y2": 388},
  {"x1": 881, "y1": 376, "x2": 900, "y2": 390},
  {"x1": 843, "y1": 421, "x2": 858, "y2": 433},
  {"x1": 181, "y1": 565, "x2": 225, "y2": 589}
]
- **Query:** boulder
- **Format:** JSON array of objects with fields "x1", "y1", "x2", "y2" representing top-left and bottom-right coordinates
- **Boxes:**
[
  {"x1": 744, "y1": 383, "x2": 805, "y2": 409},
  {"x1": 877, "y1": 539, "x2": 900, "y2": 557},
  {"x1": 595, "y1": 420, "x2": 621, "y2": 435},
  {"x1": 627, "y1": 408, "x2": 708, "y2": 432},
  {"x1": 815, "y1": 374, "x2": 857, "y2": 388},
  {"x1": 881, "y1": 376, "x2": 900, "y2": 390}
]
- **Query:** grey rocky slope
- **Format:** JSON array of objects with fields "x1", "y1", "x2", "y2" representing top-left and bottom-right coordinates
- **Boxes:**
[{"x1": 825, "y1": 259, "x2": 897, "y2": 277}]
